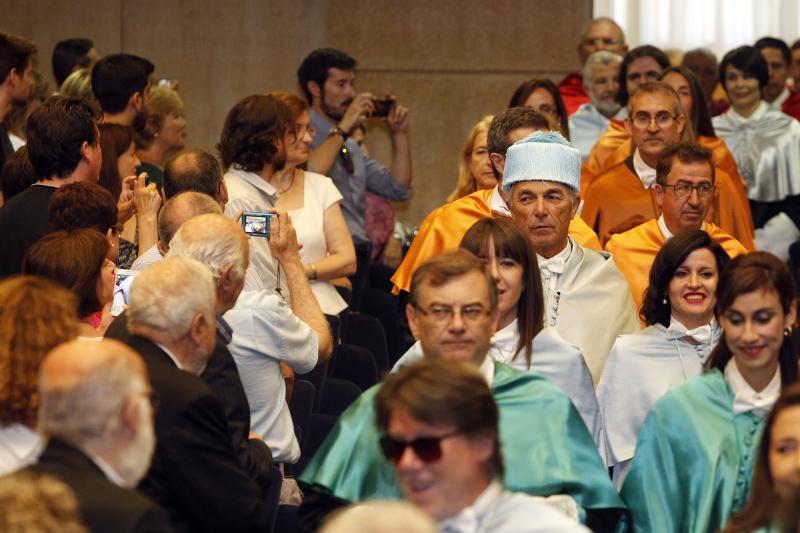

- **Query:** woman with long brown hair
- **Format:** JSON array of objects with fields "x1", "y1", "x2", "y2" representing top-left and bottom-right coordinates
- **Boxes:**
[{"x1": 621, "y1": 251, "x2": 798, "y2": 532}]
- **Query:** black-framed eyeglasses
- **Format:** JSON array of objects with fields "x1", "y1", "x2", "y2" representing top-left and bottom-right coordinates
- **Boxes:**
[
  {"x1": 414, "y1": 304, "x2": 491, "y2": 325},
  {"x1": 339, "y1": 145, "x2": 354, "y2": 174},
  {"x1": 632, "y1": 111, "x2": 679, "y2": 128},
  {"x1": 661, "y1": 182, "x2": 716, "y2": 198},
  {"x1": 379, "y1": 429, "x2": 460, "y2": 464}
]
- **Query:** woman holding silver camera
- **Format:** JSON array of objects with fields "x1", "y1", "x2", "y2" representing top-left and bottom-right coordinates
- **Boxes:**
[{"x1": 266, "y1": 91, "x2": 356, "y2": 316}]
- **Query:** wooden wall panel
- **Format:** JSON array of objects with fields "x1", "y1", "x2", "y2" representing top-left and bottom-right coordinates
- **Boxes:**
[{"x1": 2, "y1": 0, "x2": 591, "y2": 225}]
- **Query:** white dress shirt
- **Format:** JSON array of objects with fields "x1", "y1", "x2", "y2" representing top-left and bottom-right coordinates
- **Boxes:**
[
  {"x1": 0, "y1": 424, "x2": 42, "y2": 475},
  {"x1": 632, "y1": 149, "x2": 657, "y2": 190},
  {"x1": 724, "y1": 358, "x2": 781, "y2": 417}
]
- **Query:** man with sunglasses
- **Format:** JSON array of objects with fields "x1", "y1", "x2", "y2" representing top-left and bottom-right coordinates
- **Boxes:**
[
  {"x1": 374, "y1": 358, "x2": 587, "y2": 531},
  {"x1": 582, "y1": 82, "x2": 751, "y2": 247},
  {"x1": 605, "y1": 142, "x2": 746, "y2": 311},
  {"x1": 299, "y1": 249, "x2": 625, "y2": 531}
]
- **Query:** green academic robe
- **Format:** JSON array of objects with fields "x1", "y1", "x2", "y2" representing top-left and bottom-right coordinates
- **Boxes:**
[
  {"x1": 299, "y1": 360, "x2": 624, "y2": 517},
  {"x1": 619, "y1": 369, "x2": 764, "y2": 532}
]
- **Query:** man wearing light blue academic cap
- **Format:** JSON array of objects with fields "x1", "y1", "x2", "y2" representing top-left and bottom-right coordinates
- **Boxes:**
[{"x1": 504, "y1": 131, "x2": 639, "y2": 384}]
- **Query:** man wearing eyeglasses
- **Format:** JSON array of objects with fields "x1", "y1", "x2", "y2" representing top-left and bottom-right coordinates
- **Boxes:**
[
  {"x1": 299, "y1": 249, "x2": 626, "y2": 531},
  {"x1": 605, "y1": 142, "x2": 747, "y2": 311},
  {"x1": 374, "y1": 358, "x2": 588, "y2": 532},
  {"x1": 582, "y1": 82, "x2": 752, "y2": 247}
]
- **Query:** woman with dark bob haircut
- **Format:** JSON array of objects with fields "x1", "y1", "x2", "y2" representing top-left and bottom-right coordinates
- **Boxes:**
[
  {"x1": 713, "y1": 45, "x2": 800, "y2": 232},
  {"x1": 621, "y1": 251, "x2": 798, "y2": 532},
  {"x1": 22, "y1": 229, "x2": 116, "y2": 337},
  {"x1": 724, "y1": 381, "x2": 800, "y2": 532},
  {"x1": 508, "y1": 79, "x2": 570, "y2": 140},
  {"x1": 599, "y1": 229, "x2": 731, "y2": 486},
  {"x1": 392, "y1": 218, "x2": 606, "y2": 457}
]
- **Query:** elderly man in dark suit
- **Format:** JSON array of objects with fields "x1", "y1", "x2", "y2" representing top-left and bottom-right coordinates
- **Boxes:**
[
  {"x1": 26, "y1": 338, "x2": 170, "y2": 532},
  {"x1": 125, "y1": 257, "x2": 273, "y2": 532}
]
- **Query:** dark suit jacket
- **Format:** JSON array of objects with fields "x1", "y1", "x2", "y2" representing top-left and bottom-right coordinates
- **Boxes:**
[
  {"x1": 106, "y1": 313, "x2": 273, "y2": 488},
  {"x1": 125, "y1": 335, "x2": 271, "y2": 533},
  {"x1": 27, "y1": 439, "x2": 172, "y2": 533}
]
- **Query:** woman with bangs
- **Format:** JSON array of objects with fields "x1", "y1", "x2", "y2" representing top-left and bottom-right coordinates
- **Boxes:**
[
  {"x1": 621, "y1": 251, "x2": 799, "y2": 532},
  {"x1": 392, "y1": 217, "x2": 604, "y2": 458}
]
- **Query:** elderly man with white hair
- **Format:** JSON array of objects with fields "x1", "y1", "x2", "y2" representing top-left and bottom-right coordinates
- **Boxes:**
[
  {"x1": 24, "y1": 338, "x2": 171, "y2": 532},
  {"x1": 124, "y1": 257, "x2": 273, "y2": 532},
  {"x1": 504, "y1": 131, "x2": 638, "y2": 383},
  {"x1": 168, "y1": 212, "x2": 332, "y2": 465},
  {"x1": 568, "y1": 51, "x2": 625, "y2": 161}
]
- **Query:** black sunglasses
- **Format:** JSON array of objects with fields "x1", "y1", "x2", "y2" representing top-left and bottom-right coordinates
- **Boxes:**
[{"x1": 379, "y1": 429, "x2": 460, "y2": 464}]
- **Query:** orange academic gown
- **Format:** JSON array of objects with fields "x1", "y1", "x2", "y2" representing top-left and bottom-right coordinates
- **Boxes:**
[
  {"x1": 391, "y1": 187, "x2": 602, "y2": 294},
  {"x1": 605, "y1": 218, "x2": 747, "y2": 312},
  {"x1": 581, "y1": 158, "x2": 755, "y2": 249}
]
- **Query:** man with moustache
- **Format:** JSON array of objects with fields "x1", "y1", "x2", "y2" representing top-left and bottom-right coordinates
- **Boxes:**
[
  {"x1": 568, "y1": 51, "x2": 625, "y2": 161},
  {"x1": 91, "y1": 53, "x2": 154, "y2": 128},
  {"x1": 605, "y1": 142, "x2": 747, "y2": 310},
  {"x1": 582, "y1": 82, "x2": 752, "y2": 247},
  {"x1": 301, "y1": 250, "x2": 625, "y2": 531},
  {"x1": 558, "y1": 17, "x2": 628, "y2": 115},
  {"x1": 25, "y1": 339, "x2": 171, "y2": 532}
]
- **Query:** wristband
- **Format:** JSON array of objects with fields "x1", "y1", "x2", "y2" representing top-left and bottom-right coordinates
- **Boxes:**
[
  {"x1": 308, "y1": 263, "x2": 318, "y2": 280},
  {"x1": 329, "y1": 126, "x2": 349, "y2": 141}
]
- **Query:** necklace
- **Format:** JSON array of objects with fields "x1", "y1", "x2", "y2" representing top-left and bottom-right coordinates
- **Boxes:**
[{"x1": 275, "y1": 169, "x2": 296, "y2": 195}]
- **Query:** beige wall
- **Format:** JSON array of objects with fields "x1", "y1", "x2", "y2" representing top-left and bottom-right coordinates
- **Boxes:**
[{"x1": 3, "y1": 0, "x2": 590, "y2": 225}]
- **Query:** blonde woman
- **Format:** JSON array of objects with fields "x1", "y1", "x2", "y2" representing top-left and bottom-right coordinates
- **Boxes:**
[{"x1": 446, "y1": 115, "x2": 494, "y2": 202}]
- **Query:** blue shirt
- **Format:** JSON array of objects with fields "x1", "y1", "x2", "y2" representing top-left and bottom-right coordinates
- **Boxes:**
[{"x1": 309, "y1": 110, "x2": 411, "y2": 244}]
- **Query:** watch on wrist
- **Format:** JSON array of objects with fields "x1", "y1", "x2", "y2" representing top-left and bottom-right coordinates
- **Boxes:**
[{"x1": 329, "y1": 126, "x2": 349, "y2": 141}]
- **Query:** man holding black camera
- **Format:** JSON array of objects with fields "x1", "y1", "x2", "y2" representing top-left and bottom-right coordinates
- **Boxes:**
[{"x1": 298, "y1": 48, "x2": 412, "y2": 300}]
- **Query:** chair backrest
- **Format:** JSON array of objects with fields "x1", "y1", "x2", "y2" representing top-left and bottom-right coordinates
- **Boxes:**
[
  {"x1": 289, "y1": 379, "x2": 315, "y2": 453},
  {"x1": 331, "y1": 344, "x2": 378, "y2": 392},
  {"x1": 343, "y1": 313, "x2": 389, "y2": 372}
]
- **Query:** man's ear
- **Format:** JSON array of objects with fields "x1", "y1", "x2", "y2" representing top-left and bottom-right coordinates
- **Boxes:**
[
  {"x1": 119, "y1": 396, "x2": 140, "y2": 440},
  {"x1": 624, "y1": 117, "x2": 633, "y2": 137},
  {"x1": 218, "y1": 263, "x2": 236, "y2": 291},
  {"x1": 405, "y1": 303, "x2": 420, "y2": 340},
  {"x1": 570, "y1": 193, "x2": 581, "y2": 218},
  {"x1": 156, "y1": 240, "x2": 168, "y2": 257},
  {"x1": 6, "y1": 67, "x2": 20, "y2": 87},
  {"x1": 307, "y1": 80, "x2": 321, "y2": 101},
  {"x1": 653, "y1": 183, "x2": 665, "y2": 209},
  {"x1": 189, "y1": 311, "x2": 209, "y2": 346},
  {"x1": 130, "y1": 91, "x2": 144, "y2": 112},
  {"x1": 489, "y1": 153, "x2": 505, "y2": 176},
  {"x1": 676, "y1": 114, "x2": 686, "y2": 137}
]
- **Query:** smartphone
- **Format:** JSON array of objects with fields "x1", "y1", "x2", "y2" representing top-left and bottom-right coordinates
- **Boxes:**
[
  {"x1": 242, "y1": 211, "x2": 275, "y2": 238},
  {"x1": 371, "y1": 97, "x2": 395, "y2": 118},
  {"x1": 157, "y1": 78, "x2": 173, "y2": 88},
  {"x1": 112, "y1": 269, "x2": 137, "y2": 317}
]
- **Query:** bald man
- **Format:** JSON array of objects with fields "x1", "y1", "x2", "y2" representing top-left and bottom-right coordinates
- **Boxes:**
[
  {"x1": 559, "y1": 17, "x2": 628, "y2": 115},
  {"x1": 26, "y1": 339, "x2": 170, "y2": 532}
]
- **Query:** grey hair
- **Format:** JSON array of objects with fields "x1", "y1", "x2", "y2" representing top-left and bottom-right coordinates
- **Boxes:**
[
  {"x1": 38, "y1": 352, "x2": 144, "y2": 445},
  {"x1": 157, "y1": 191, "x2": 222, "y2": 247},
  {"x1": 167, "y1": 213, "x2": 247, "y2": 280},
  {"x1": 127, "y1": 257, "x2": 216, "y2": 340},
  {"x1": 583, "y1": 16, "x2": 626, "y2": 43},
  {"x1": 582, "y1": 50, "x2": 624, "y2": 87}
]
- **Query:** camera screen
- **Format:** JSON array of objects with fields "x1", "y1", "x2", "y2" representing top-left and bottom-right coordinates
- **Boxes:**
[{"x1": 243, "y1": 213, "x2": 271, "y2": 237}]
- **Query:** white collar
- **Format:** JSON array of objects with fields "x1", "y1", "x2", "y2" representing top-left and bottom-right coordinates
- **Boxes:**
[
  {"x1": 477, "y1": 355, "x2": 495, "y2": 386},
  {"x1": 155, "y1": 342, "x2": 183, "y2": 370},
  {"x1": 438, "y1": 480, "x2": 502, "y2": 533},
  {"x1": 769, "y1": 86, "x2": 791, "y2": 110},
  {"x1": 632, "y1": 148, "x2": 657, "y2": 189},
  {"x1": 537, "y1": 240, "x2": 572, "y2": 292},
  {"x1": 489, "y1": 185, "x2": 510, "y2": 217},
  {"x1": 665, "y1": 316, "x2": 716, "y2": 345},
  {"x1": 490, "y1": 319, "x2": 518, "y2": 363},
  {"x1": 657, "y1": 214, "x2": 705, "y2": 240},
  {"x1": 84, "y1": 448, "x2": 127, "y2": 487},
  {"x1": 1, "y1": 424, "x2": 42, "y2": 464},
  {"x1": 724, "y1": 358, "x2": 782, "y2": 417},
  {"x1": 728, "y1": 100, "x2": 770, "y2": 124},
  {"x1": 225, "y1": 166, "x2": 278, "y2": 197}
]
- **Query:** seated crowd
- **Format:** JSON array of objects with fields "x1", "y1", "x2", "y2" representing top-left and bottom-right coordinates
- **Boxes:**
[{"x1": 2, "y1": 18, "x2": 800, "y2": 533}]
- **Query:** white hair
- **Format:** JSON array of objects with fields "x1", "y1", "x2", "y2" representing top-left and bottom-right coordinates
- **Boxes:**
[
  {"x1": 167, "y1": 213, "x2": 247, "y2": 280},
  {"x1": 38, "y1": 350, "x2": 144, "y2": 445},
  {"x1": 320, "y1": 501, "x2": 438, "y2": 533},
  {"x1": 582, "y1": 50, "x2": 624, "y2": 88},
  {"x1": 127, "y1": 257, "x2": 216, "y2": 340}
]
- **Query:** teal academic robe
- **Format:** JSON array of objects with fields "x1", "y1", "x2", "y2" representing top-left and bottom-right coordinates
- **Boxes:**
[
  {"x1": 620, "y1": 369, "x2": 764, "y2": 532},
  {"x1": 299, "y1": 360, "x2": 625, "y2": 518}
]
